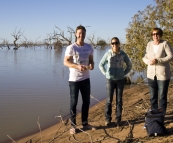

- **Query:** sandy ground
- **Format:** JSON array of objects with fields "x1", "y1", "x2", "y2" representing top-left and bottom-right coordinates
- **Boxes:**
[{"x1": 9, "y1": 84, "x2": 173, "y2": 143}]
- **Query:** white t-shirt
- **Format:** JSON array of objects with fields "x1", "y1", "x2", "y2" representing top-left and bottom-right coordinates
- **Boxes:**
[{"x1": 65, "y1": 42, "x2": 94, "y2": 81}]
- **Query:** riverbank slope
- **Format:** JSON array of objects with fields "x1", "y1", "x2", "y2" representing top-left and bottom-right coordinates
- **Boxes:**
[{"x1": 13, "y1": 84, "x2": 173, "y2": 143}]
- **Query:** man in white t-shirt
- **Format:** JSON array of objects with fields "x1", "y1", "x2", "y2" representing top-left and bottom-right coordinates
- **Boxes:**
[{"x1": 64, "y1": 25, "x2": 96, "y2": 134}]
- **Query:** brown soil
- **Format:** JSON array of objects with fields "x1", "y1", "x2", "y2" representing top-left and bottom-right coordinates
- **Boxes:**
[{"x1": 13, "y1": 84, "x2": 173, "y2": 143}]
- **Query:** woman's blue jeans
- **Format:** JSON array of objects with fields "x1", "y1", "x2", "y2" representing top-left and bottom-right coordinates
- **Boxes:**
[
  {"x1": 105, "y1": 78, "x2": 125, "y2": 122},
  {"x1": 148, "y1": 76, "x2": 170, "y2": 116},
  {"x1": 69, "y1": 78, "x2": 90, "y2": 126}
]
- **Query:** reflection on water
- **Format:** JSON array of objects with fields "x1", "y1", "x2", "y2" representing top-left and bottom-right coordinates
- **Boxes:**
[{"x1": 0, "y1": 46, "x2": 144, "y2": 143}]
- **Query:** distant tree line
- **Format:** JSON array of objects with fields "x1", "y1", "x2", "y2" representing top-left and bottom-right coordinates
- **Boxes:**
[{"x1": 0, "y1": 26, "x2": 108, "y2": 50}]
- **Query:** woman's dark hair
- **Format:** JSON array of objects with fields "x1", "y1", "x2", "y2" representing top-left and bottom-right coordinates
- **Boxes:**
[
  {"x1": 151, "y1": 28, "x2": 163, "y2": 37},
  {"x1": 111, "y1": 37, "x2": 120, "y2": 44}
]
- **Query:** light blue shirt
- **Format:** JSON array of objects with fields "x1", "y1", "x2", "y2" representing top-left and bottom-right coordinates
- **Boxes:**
[{"x1": 99, "y1": 49, "x2": 132, "y2": 80}]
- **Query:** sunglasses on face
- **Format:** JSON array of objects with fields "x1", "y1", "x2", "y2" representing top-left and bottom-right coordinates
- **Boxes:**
[
  {"x1": 111, "y1": 42, "x2": 119, "y2": 45},
  {"x1": 152, "y1": 33, "x2": 160, "y2": 36}
]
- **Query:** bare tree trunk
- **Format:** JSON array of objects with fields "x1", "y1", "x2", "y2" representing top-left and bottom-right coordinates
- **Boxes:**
[{"x1": 11, "y1": 28, "x2": 23, "y2": 50}]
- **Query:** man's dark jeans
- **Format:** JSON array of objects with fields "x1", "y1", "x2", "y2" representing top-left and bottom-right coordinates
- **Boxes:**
[
  {"x1": 105, "y1": 78, "x2": 125, "y2": 122},
  {"x1": 148, "y1": 76, "x2": 170, "y2": 116},
  {"x1": 69, "y1": 78, "x2": 90, "y2": 126}
]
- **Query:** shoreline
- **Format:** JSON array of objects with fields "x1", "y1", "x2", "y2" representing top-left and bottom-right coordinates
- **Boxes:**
[
  {"x1": 9, "y1": 84, "x2": 173, "y2": 142},
  {"x1": 8, "y1": 84, "x2": 137, "y2": 142},
  {"x1": 7, "y1": 93, "x2": 107, "y2": 143},
  {"x1": 15, "y1": 97, "x2": 107, "y2": 143}
]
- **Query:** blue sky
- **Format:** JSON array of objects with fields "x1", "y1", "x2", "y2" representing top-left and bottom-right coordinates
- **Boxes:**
[{"x1": 0, "y1": 0, "x2": 155, "y2": 43}]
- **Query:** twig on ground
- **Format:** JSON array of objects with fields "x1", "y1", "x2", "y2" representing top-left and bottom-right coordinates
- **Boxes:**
[
  {"x1": 49, "y1": 108, "x2": 70, "y2": 143},
  {"x1": 93, "y1": 136, "x2": 106, "y2": 142},
  {"x1": 70, "y1": 121, "x2": 93, "y2": 143},
  {"x1": 55, "y1": 115, "x2": 64, "y2": 123},
  {"x1": 48, "y1": 121, "x2": 64, "y2": 143},
  {"x1": 123, "y1": 124, "x2": 134, "y2": 142},
  {"x1": 37, "y1": 116, "x2": 42, "y2": 143},
  {"x1": 67, "y1": 136, "x2": 74, "y2": 143},
  {"x1": 48, "y1": 125, "x2": 69, "y2": 143},
  {"x1": 26, "y1": 139, "x2": 32, "y2": 143},
  {"x1": 95, "y1": 105, "x2": 104, "y2": 114},
  {"x1": 103, "y1": 128, "x2": 122, "y2": 142},
  {"x1": 90, "y1": 95, "x2": 105, "y2": 105},
  {"x1": 130, "y1": 99, "x2": 143, "y2": 107},
  {"x1": 137, "y1": 99, "x2": 149, "y2": 112},
  {"x1": 122, "y1": 108, "x2": 132, "y2": 125},
  {"x1": 143, "y1": 99, "x2": 149, "y2": 108},
  {"x1": 120, "y1": 121, "x2": 128, "y2": 131},
  {"x1": 7, "y1": 135, "x2": 17, "y2": 143},
  {"x1": 72, "y1": 134, "x2": 80, "y2": 142}
]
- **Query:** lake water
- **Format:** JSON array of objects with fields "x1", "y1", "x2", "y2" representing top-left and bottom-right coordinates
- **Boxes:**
[
  {"x1": 0, "y1": 46, "x2": 108, "y2": 143},
  {"x1": 0, "y1": 46, "x2": 144, "y2": 143}
]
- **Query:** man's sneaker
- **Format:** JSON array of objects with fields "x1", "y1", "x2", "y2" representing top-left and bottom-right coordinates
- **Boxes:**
[
  {"x1": 105, "y1": 121, "x2": 111, "y2": 126},
  {"x1": 70, "y1": 127, "x2": 76, "y2": 134},
  {"x1": 83, "y1": 124, "x2": 96, "y2": 130}
]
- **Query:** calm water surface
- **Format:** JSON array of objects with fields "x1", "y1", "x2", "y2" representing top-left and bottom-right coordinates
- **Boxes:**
[
  {"x1": 0, "y1": 46, "x2": 144, "y2": 143},
  {"x1": 0, "y1": 47, "x2": 110, "y2": 143}
]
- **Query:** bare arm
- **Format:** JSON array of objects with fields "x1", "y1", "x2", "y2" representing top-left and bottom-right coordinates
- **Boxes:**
[
  {"x1": 88, "y1": 55, "x2": 94, "y2": 70},
  {"x1": 64, "y1": 56, "x2": 88, "y2": 71}
]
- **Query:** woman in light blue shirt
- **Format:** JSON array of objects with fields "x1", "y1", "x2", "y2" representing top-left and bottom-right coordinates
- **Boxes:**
[{"x1": 99, "y1": 37, "x2": 132, "y2": 127}]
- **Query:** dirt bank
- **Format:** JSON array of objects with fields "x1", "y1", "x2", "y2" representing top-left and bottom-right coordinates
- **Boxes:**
[{"x1": 12, "y1": 84, "x2": 173, "y2": 143}]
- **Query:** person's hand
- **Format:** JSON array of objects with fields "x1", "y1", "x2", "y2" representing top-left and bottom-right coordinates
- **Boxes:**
[
  {"x1": 88, "y1": 64, "x2": 94, "y2": 70},
  {"x1": 77, "y1": 64, "x2": 94, "y2": 71},
  {"x1": 150, "y1": 59, "x2": 158, "y2": 65},
  {"x1": 76, "y1": 65, "x2": 87, "y2": 71}
]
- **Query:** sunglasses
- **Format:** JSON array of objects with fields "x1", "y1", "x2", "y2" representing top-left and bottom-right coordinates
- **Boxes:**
[
  {"x1": 152, "y1": 33, "x2": 160, "y2": 36},
  {"x1": 111, "y1": 42, "x2": 119, "y2": 45}
]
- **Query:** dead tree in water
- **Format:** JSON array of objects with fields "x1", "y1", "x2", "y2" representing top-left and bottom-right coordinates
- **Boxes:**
[
  {"x1": 53, "y1": 39, "x2": 62, "y2": 50},
  {"x1": 11, "y1": 28, "x2": 23, "y2": 50},
  {"x1": 28, "y1": 36, "x2": 41, "y2": 48},
  {"x1": 0, "y1": 38, "x2": 10, "y2": 49},
  {"x1": 51, "y1": 32, "x2": 63, "y2": 50},
  {"x1": 45, "y1": 34, "x2": 53, "y2": 48},
  {"x1": 87, "y1": 33, "x2": 98, "y2": 48},
  {"x1": 54, "y1": 26, "x2": 75, "y2": 45},
  {"x1": 21, "y1": 36, "x2": 29, "y2": 48},
  {"x1": 33, "y1": 36, "x2": 41, "y2": 47}
]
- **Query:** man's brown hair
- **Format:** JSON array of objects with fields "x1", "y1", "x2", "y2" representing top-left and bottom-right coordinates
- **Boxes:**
[{"x1": 75, "y1": 25, "x2": 86, "y2": 33}]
